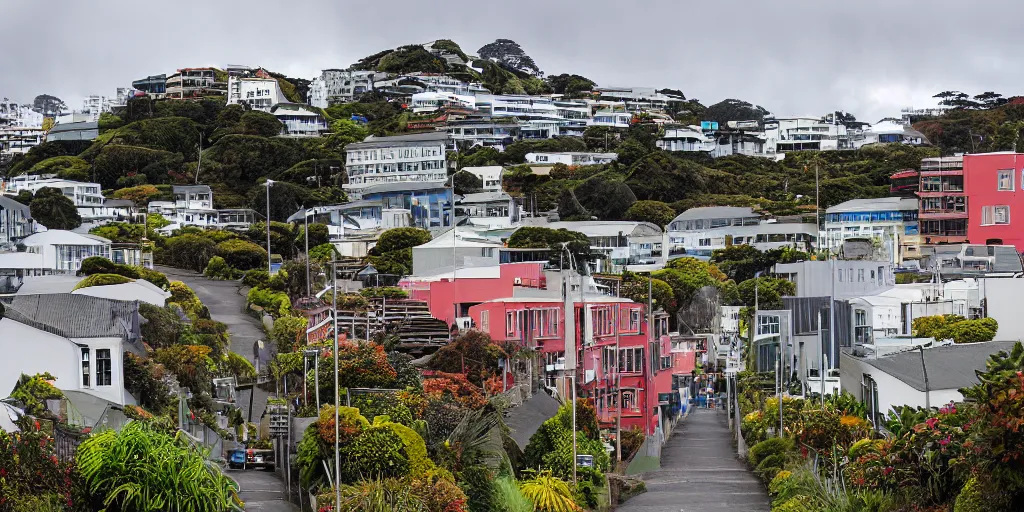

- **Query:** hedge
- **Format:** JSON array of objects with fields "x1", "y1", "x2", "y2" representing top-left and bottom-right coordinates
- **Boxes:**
[{"x1": 73, "y1": 274, "x2": 133, "y2": 290}]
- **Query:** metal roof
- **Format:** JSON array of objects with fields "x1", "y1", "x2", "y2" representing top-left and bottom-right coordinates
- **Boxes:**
[
  {"x1": 858, "y1": 341, "x2": 1017, "y2": 392},
  {"x1": 0, "y1": 195, "x2": 30, "y2": 216},
  {"x1": 5, "y1": 293, "x2": 139, "y2": 339},
  {"x1": 357, "y1": 181, "x2": 450, "y2": 196},
  {"x1": 172, "y1": 185, "x2": 212, "y2": 194},
  {"x1": 826, "y1": 197, "x2": 919, "y2": 213},
  {"x1": 346, "y1": 131, "x2": 449, "y2": 150},
  {"x1": 670, "y1": 206, "x2": 759, "y2": 222}
]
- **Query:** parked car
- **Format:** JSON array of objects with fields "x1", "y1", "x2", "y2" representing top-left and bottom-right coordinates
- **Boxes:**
[{"x1": 228, "y1": 448, "x2": 275, "y2": 470}]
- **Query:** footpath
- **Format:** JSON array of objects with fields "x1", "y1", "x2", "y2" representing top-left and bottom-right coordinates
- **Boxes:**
[{"x1": 616, "y1": 408, "x2": 770, "y2": 512}]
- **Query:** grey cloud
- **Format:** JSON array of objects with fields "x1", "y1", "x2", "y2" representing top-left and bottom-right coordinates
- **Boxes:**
[{"x1": 2, "y1": 0, "x2": 1020, "y2": 123}]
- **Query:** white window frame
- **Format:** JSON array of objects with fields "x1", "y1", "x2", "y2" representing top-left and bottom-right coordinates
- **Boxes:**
[
  {"x1": 995, "y1": 205, "x2": 1010, "y2": 225},
  {"x1": 982, "y1": 205, "x2": 994, "y2": 226},
  {"x1": 95, "y1": 348, "x2": 112, "y2": 386},
  {"x1": 999, "y1": 169, "x2": 1015, "y2": 191}
]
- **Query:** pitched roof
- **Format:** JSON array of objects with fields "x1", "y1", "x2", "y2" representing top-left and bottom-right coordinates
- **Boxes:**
[
  {"x1": 670, "y1": 206, "x2": 759, "y2": 222},
  {"x1": 22, "y1": 230, "x2": 109, "y2": 247},
  {"x1": 826, "y1": 197, "x2": 918, "y2": 213},
  {"x1": 0, "y1": 195, "x2": 30, "y2": 216},
  {"x1": 172, "y1": 185, "x2": 212, "y2": 194},
  {"x1": 346, "y1": 131, "x2": 448, "y2": 150},
  {"x1": 859, "y1": 341, "x2": 1018, "y2": 391},
  {"x1": 4, "y1": 293, "x2": 139, "y2": 339}
]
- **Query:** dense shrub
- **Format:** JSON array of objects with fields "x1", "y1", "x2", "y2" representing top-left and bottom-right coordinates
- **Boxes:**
[
  {"x1": 216, "y1": 239, "x2": 268, "y2": 271},
  {"x1": 204, "y1": 256, "x2": 236, "y2": 279},
  {"x1": 79, "y1": 256, "x2": 118, "y2": 276},
  {"x1": 359, "y1": 286, "x2": 410, "y2": 299},
  {"x1": 748, "y1": 437, "x2": 793, "y2": 468},
  {"x1": 165, "y1": 234, "x2": 216, "y2": 272},
  {"x1": 247, "y1": 287, "x2": 291, "y2": 316},
  {"x1": 73, "y1": 273, "x2": 133, "y2": 290},
  {"x1": 242, "y1": 269, "x2": 270, "y2": 288},
  {"x1": 375, "y1": 227, "x2": 432, "y2": 254}
]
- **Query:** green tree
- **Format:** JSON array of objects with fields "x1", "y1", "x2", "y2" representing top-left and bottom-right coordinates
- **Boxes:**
[
  {"x1": 297, "y1": 222, "x2": 330, "y2": 248},
  {"x1": 375, "y1": 227, "x2": 432, "y2": 253},
  {"x1": 29, "y1": 187, "x2": 81, "y2": 230},
  {"x1": 165, "y1": 234, "x2": 217, "y2": 272},
  {"x1": 454, "y1": 169, "x2": 484, "y2": 195},
  {"x1": 216, "y1": 239, "x2": 268, "y2": 271},
  {"x1": 237, "y1": 111, "x2": 284, "y2": 137},
  {"x1": 624, "y1": 200, "x2": 676, "y2": 227}
]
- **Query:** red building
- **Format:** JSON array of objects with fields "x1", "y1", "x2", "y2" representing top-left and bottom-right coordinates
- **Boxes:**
[
  {"x1": 964, "y1": 153, "x2": 1024, "y2": 250},
  {"x1": 401, "y1": 262, "x2": 546, "y2": 327},
  {"x1": 918, "y1": 156, "x2": 968, "y2": 244}
]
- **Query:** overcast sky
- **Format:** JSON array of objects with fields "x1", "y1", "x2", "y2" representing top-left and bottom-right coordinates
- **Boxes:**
[{"x1": 2, "y1": 0, "x2": 1017, "y2": 123}]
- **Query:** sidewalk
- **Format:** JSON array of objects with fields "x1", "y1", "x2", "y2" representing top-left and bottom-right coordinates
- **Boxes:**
[{"x1": 616, "y1": 408, "x2": 770, "y2": 512}]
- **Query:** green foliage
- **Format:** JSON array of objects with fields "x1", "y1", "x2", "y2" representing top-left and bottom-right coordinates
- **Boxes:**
[
  {"x1": 153, "y1": 345, "x2": 216, "y2": 396},
  {"x1": 523, "y1": 404, "x2": 610, "y2": 483},
  {"x1": 711, "y1": 245, "x2": 809, "y2": 283},
  {"x1": 169, "y1": 281, "x2": 205, "y2": 318},
  {"x1": 360, "y1": 286, "x2": 409, "y2": 299},
  {"x1": 428, "y1": 330, "x2": 502, "y2": 386},
  {"x1": 953, "y1": 476, "x2": 1010, "y2": 512},
  {"x1": 29, "y1": 187, "x2": 81, "y2": 230},
  {"x1": 113, "y1": 184, "x2": 163, "y2": 204},
  {"x1": 72, "y1": 273, "x2": 133, "y2": 290},
  {"x1": 506, "y1": 226, "x2": 593, "y2": 271},
  {"x1": 242, "y1": 269, "x2": 270, "y2": 288},
  {"x1": 353, "y1": 394, "x2": 415, "y2": 427},
  {"x1": 624, "y1": 200, "x2": 676, "y2": 227},
  {"x1": 493, "y1": 476, "x2": 534, "y2": 512},
  {"x1": 204, "y1": 255, "x2": 239, "y2": 279},
  {"x1": 237, "y1": 111, "x2": 283, "y2": 137},
  {"x1": 27, "y1": 155, "x2": 91, "y2": 180},
  {"x1": 734, "y1": 276, "x2": 796, "y2": 309},
  {"x1": 568, "y1": 174, "x2": 636, "y2": 220},
  {"x1": 546, "y1": 73, "x2": 596, "y2": 96},
  {"x1": 8, "y1": 373, "x2": 63, "y2": 416},
  {"x1": 454, "y1": 169, "x2": 484, "y2": 195},
  {"x1": 296, "y1": 222, "x2": 330, "y2": 248},
  {"x1": 90, "y1": 145, "x2": 183, "y2": 188},
  {"x1": 376, "y1": 227, "x2": 432, "y2": 253},
  {"x1": 748, "y1": 437, "x2": 793, "y2": 468},
  {"x1": 0, "y1": 417, "x2": 78, "y2": 510},
  {"x1": 704, "y1": 98, "x2": 771, "y2": 124},
  {"x1": 8, "y1": 139, "x2": 92, "y2": 176},
  {"x1": 269, "y1": 315, "x2": 306, "y2": 352},
  {"x1": 123, "y1": 352, "x2": 173, "y2": 413},
  {"x1": 518, "y1": 471, "x2": 580, "y2": 512},
  {"x1": 247, "y1": 287, "x2": 291, "y2": 317},
  {"x1": 913, "y1": 314, "x2": 998, "y2": 343},
  {"x1": 216, "y1": 238, "x2": 268, "y2": 271},
  {"x1": 139, "y1": 303, "x2": 185, "y2": 348},
  {"x1": 164, "y1": 233, "x2": 217, "y2": 271},
  {"x1": 79, "y1": 256, "x2": 118, "y2": 275},
  {"x1": 76, "y1": 421, "x2": 242, "y2": 511},
  {"x1": 309, "y1": 242, "x2": 339, "y2": 264}
]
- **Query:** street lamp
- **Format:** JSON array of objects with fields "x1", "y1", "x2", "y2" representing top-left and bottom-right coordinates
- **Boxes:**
[
  {"x1": 559, "y1": 242, "x2": 578, "y2": 484},
  {"x1": 264, "y1": 180, "x2": 275, "y2": 274}
]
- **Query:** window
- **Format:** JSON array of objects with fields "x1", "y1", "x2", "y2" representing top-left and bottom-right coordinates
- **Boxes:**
[
  {"x1": 999, "y1": 169, "x2": 1014, "y2": 191},
  {"x1": 81, "y1": 348, "x2": 90, "y2": 387},
  {"x1": 878, "y1": 266, "x2": 885, "y2": 285},
  {"x1": 480, "y1": 310, "x2": 489, "y2": 331},
  {"x1": 592, "y1": 307, "x2": 613, "y2": 337},
  {"x1": 621, "y1": 389, "x2": 638, "y2": 410},
  {"x1": 618, "y1": 347, "x2": 644, "y2": 373},
  {"x1": 982, "y1": 205, "x2": 1011, "y2": 225},
  {"x1": 95, "y1": 349, "x2": 111, "y2": 386},
  {"x1": 628, "y1": 308, "x2": 641, "y2": 333},
  {"x1": 699, "y1": 238, "x2": 711, "y2": 247},
  {"x1": 506, "y1": 311, "x2": 519, "y2": 337},
  {"x1": 757, "y1": 315, "x2": 780, "y2": 336},
  {"x1": 858, "y1": 269, "x2": 865, "y2": 282},
  {"x1": 838, "y1": 269, "x2": 844, "y2": 282},
  {"x1": 995, "y1": 205, "x2": 1010, "y2": 224}
]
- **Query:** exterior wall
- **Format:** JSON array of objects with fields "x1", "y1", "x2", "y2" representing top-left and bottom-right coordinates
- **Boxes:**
[
  {"x1": 980, "y1": 278, "x2": 1024, "y2": 340},
  {"x1": 0, "y1": 319, "x2": 81, "y2": 402},
  {"x1": 405, "y1": 263, "x2": 544, "y2": 326},
  {"x1": 227, "y1": 77, "x2": 283, "y2": 112},
  {"x1": 840, "y1": 352, "x2": 961, "y2": 420},
  {"x1": 344, "y1": 141, "x2": 448, "y2": 199},
  {"x1": 775, "y1": 260, "x2": 893, "y2": 298},
  {"x1": 964, "y1": 152, "x2": 1024, "y2": 250},
  {"x1": 462, "y1": 166, "x2": 503, "y2": 192}
]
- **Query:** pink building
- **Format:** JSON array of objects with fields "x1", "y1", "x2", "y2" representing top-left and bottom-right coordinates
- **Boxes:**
[
  {"x1": 468, "y1": 294, "x2": 694, "y2": 435},
  {"x1": 964, "y1": 153, "x2": 1024, "y2": 250},
  {"x1": 400, "y1": 263, "x2": 546, "y2": 328}
]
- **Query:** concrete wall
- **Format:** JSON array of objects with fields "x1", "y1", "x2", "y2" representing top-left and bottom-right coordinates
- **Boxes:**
[{"x1": 981, "y1": 278, "x2": 1024, "y2": 341}]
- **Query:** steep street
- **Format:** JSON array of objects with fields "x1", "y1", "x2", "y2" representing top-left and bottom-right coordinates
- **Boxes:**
[{"x1": 617, "y1": 409, "x2": 770, "y2": 512}]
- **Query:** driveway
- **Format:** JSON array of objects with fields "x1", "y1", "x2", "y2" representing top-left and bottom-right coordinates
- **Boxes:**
[{"x1": 617, "y1": 408, "x2": 770, "y2": 512}]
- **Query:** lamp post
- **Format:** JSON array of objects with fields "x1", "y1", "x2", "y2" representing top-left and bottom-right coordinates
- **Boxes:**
[
  {"x1": 331, "y1": 256, "x2": 340, "y2": 511},
  {"x1": 265, "y1": 180, "x2": 275, "y2": 275},
  {"x1": 559, "y1": 242, "x2": 578, "y2": 485}
]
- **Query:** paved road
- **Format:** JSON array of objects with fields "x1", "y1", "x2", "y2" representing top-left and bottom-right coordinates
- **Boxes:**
[
  {"x1": 617, "y1": 408, "x2": 770, "y2": 512},
  {"x1": 159, "y1": 267, "x2": 298, "y2": 512}
]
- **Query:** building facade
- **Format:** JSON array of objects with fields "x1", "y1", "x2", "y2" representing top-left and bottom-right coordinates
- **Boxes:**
[
  {"x1": 963, "y1": 152, "x2": 1024, "y2": 250},
  {"x1": 666, "y1": 207, "x2": 818, "y2": 258},
  {"x1": 227, "y1": 76, "x2": 284, "y2": 112},
  {"x1": 309, "y1": 70, "x2": 379, "y2": 107},
  {"x1": 344, "y1": 132, "x2": 449, "y2": 200},
  {"x1": 823, "y1": 197, "x2": 920, "y2": 265},
  {"x1": 918, "y1": 156, "x2": 967, "y2": 245}
]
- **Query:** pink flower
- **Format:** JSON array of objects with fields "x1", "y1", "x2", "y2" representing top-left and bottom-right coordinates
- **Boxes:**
[
  {"x1": 940, "y1": 435, "x2": 951, "y2": 447},
  {"x1": 926, "y1": 417, "x2": 939, "y2": 429},
  {"x1": 882, "y1": 466, "x2": 893, "y2": 476}
]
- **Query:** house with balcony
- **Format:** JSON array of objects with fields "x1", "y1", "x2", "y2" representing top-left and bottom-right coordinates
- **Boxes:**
[
  {"x1": 823, "y1": 197, "x2": 920, "y2": 266},
  {"x1": 0, "y1": 127, "x2": 45, "y2": 156},
  {"x1": 461, "y1": 166, "x2": 503, "y2": 192},
  {"x1": 711, "y1": 122, "x2": 772, "y2": 158},
  {"x1": 147, "y1": 185, "x2": 255, "y2": 232},
  {"x1": 456, "y1": 192, "x2": 518, "y2": 229},
  {"x1": 918, "y1": 156, "x2": 966, "y2": 245},
  {"x1": 309, "y1": 70, "x2": 379, "y2": 107},
  {"x1": 542, "y1": 221, "x2": 664, "y2": 273},
  {"x1": 589, "y1": 111, "x2": 632, "y2": 129},
  {"x1": 859, "y1": 120, "x2": 929, "y2": 147},
  {"x1": 447, "y1": 118, "x2": 521, "y2": 151},
  {"x1": 271, "y1": 103, "x2": 329, "y2": 137},
  {"x1": 132, "y1": 74, "x2": 167, "y2": 95},
  {"x1": 666, "y1": 207, "x2": 818, "y2": 258},
  {"x1": 227, "y1": 76, "x2": 284, "y2": 112},
  {"x1": 0, "y1": 230, "x2": 111, "y2": 276},
  {"x1": 0, "y1": 195, "x2": 35, "y2": 250},
  {"x1": 344, "y1": 132, "x2": 452, "y2": 230},
  {"x1": 764, "y1": 116, "x2": 852, "y2": 153},
  {"x1": 1, "y1": 177, "x2": 113, "y2": 226},
  {"x1": 594, "y1": 87, "x2": 675, "y2": 112},
  {"x1": 657, "y1": 126, "x2": 716, "y2": 153},
  {"x1": 524, "y1": 152, "x2": 617, "y2": 166},
  {"x1": 410, "y1": 92, "x2": 476, "y2": 114},
  {"x1": 165, "y1": 68, "x2": 225, "y2": 100}
]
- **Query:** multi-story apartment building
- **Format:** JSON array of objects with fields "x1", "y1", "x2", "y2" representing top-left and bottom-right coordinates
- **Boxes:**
[
  {"x1": 308, "y1": 70, "x2": 379, "y2": 107},
  {"x1": 589, "y1": 110, "x2": 633, "y2": 129},
  {"x1": 227, "y1": 76, "x2": 283, "y2": 112},
  {"x1": 447, "y1": 118, "x2": 521, "y2": 151},
  {"x1": 544, "y1": 221, "x2": 664, "y2": 273},
  {"x1": 657, "y1": 126, "x2": 716, "y2": 153},
  {"x1": 410, "y1": 92, "x2": 476, "y2": 114},
  {"x1": 0, "y1": 127, "x2": 45, "y2": 156},
  {"x1": 764, "y1": 116, "x2": 852, "y2": 153},
  {"x1": 594, "y1": 87, "x2": 676, "y2": 112},
  {"x1": 131, "y1": 74, "x2": 167, "y2": 95},
  {"x1": 148, "y1": 185, "x2": 254, "y2": 232},
  {"x1": 344, "y1": 132, "x2": 452, "y2": 229},
  {"x1": 0, "y1": 98, "x2": 43, "y2": 129},
  {"x1": 271, "y1": 103, "x2": 330, "y2": 137},
  {"x1": 917, "y1": 156, "x2": 967, "y2": 245},
  {"x1": 666, "y1": 207, "x2": 818, "y2": 258},
  {"x1": 963, "y1": 152, "x2": 1024, "y2": 251},
  {"x1": 0, "y1": 195, "x2": 35, "y2": 249},
  {"x1": 3, "y1": 177, "x2": 104, "y2": 209},
  {"x1": 461, "y1": 166, "x2": 503, "y2": 192},
  {"x1": 166, "y1": 68, "x2": 225, "y2": 100},
  {"x1": 823, "y1": 197, "x2": 920, "y2": 265}
]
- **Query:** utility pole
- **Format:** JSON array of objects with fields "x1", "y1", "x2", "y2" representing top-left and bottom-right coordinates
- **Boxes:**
[
  {"x1": 331, "y1": 257, "x2": 340, "y2": 511},
  {"x1": 615, "y1": 302, "x2": 621, "y2": 463},
  {"x1": 304, "y1": 206, "x2": 310, "y2": 297},
  {"x1": 265, "y1": 180, "x2": 274, "y2": 274}
]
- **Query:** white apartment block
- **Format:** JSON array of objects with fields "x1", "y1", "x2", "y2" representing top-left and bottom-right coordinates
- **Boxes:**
[
  {"x1": 657, "y1": 126, "x2": 716, "y2": 153},
  {"x1": 588, "y1": 110, "x2": 632, "y2": 129},
  {"x1": 3, "y1": 177, "x2": 103, "y2": 208},
  {"x1": 823, "y1": 197, "x2": 920, "y2": 266},
  {"x1": 0, "y1": 127, "x2": 45, "y2": 156},
  {"x1": 227, "y1": 76, "x2": 284, "y2": 112},
  {"x1": 461, "y1": 166, "x2": 504, "y2": 192},
  {"x1": 594, "y1": 87, "x2": 676, "y2": 112},
  {"x1": 309, "y1": 70, "x2": 379, "y2": 108},
  {"x1": 410, "y1": 92, "x2": 476, "y2": 114},
  {"x1": 764, "y1": 116, "x2": 852, "y2": 153},
  {"x1": 0, "y1": 98, "x2": 43, "y2": 128},
  {"x1": 344, "y1": 132, "x2": 449, "y2": 200},
  {"x1": 148, "y1": 185, "x2": 255, "y2": 232},
  {"x1": 524, "y1": 152, "x2": 618, "y2": 166},
  {"x1": 666, "y1": 206, "x2": 818, "y2": 258}
]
